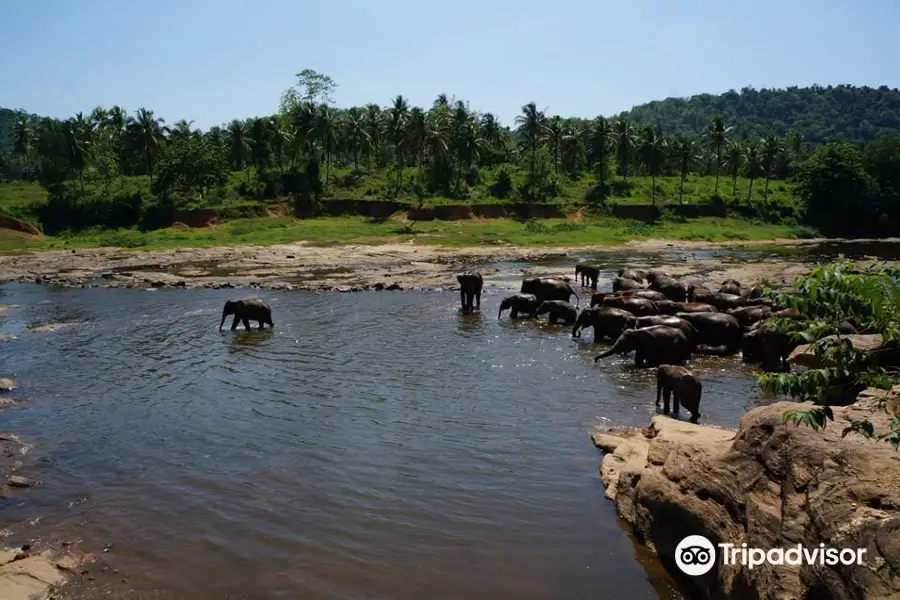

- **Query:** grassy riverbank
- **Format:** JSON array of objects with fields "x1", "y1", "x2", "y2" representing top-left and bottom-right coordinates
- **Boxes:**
[{"x1": 0, "y1": 215, "x2": 802, "y2": 252}]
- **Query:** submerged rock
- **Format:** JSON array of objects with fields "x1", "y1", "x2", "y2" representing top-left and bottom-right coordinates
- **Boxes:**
[
  {"x1": 592, "y1": 399, "x2": 900, "y2": 599},
  {"x1": 0, "y1": 378, "x2": 15, "y2": 392},
  {"x1": 7, "y1": 475, "x2": 31, "y2": 487}
]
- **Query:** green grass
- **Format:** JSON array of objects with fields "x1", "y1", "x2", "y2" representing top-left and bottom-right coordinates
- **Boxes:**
[{"x1": 0, "y1": 215, "x2": 802, "y2": 253}]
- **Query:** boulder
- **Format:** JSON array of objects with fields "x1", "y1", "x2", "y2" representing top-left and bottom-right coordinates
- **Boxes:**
[
  {"x1": 591, "y1": 399, "x2": 900, "y2": 599},
  {"x1": 0, "y1": 378, "x2": 15, "y2": 392},
  {"x1": 787, "y1": 334, "x2": 884, "y2": 368}
]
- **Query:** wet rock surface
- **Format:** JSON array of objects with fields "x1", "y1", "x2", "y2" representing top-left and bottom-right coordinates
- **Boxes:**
[{"x1": 591, "y1": 396, "x2": 900, "y2": 600}]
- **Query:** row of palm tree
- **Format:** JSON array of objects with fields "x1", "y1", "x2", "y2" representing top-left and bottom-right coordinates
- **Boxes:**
[{"x1": 8, "y1": 95, "x2": 794, "y2": 203}]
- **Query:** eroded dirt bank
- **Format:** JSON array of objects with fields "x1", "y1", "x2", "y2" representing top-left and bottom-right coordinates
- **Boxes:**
[
  {"x1": 1, "y1": 237, "x2": 894, "y2": 292},
  {"x1": 591, "y1": 389, "x2": 900, "y2": 600}
]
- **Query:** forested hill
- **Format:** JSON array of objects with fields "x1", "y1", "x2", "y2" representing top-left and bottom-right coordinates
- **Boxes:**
[{"x1": 614, "y1": 85, "x2": 900, "y2": 144}]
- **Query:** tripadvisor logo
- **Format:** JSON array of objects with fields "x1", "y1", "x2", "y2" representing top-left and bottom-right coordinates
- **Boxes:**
[{"x1": 674, "y1": 535, "x2": 868, "y2": 576}]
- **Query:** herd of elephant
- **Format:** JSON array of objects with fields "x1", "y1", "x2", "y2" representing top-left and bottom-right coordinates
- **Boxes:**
[
  {"x1": 455, "y1": 264, "x2": 855, "y2": 425},
  {"x1": 216, "y1": 263, "x2": 847, "y2": 426}
]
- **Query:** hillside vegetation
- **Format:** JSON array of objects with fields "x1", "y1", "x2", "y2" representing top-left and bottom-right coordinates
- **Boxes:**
[{"x1": 0, "y1": 72, "x2": 898, "y2": 247}]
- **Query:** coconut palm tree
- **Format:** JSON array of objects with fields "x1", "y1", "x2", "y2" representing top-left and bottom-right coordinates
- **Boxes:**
[
  {"x1": 613, "y1": 118, "x2": 635, "y2": 181},
  {"x1": 515, "y1": 101, "x2": 546, "y2": 199},
  {"x1": 362, "y1": 104, "x2": 384, "y2": 169},
  {"x1": 388, "y1": 95, "x2": 410, "y2": 192},
  {"x1": 724, "y1": 140, "x2": 744, "y2": 200},
  {"x1": 637, "y1": 125, "x2": 668, "y2": 206},
  {"x1": 546, "y1": 116, "x2": 563, "y2": 175},
  {"x1": 126, "y1": 108, "x2": 168, "y2": 183},
  {"x1": 63, "y1": 117, "x2": 90, "y2": 192},
  {"x1": 227, "y1": 119, "x2": 252, "y2": 179},
  {"x1": 705, "y1": 116, "x2": 733, "y2": 194},
  {"x1": 760, "y1": 132, "x2": 784, "y2": 201},
  {"x1": 406, "y1": 107, "x2": 427, "y2": 179},
  {"x1": 479, "y1": 112, "x2": 503, "y2": 166},
  {"x1": 586, "y1": 116, "x2": 613, "y2": 192},
  {"x1": 560, "y1": 124, "x2": 584, "y2": 174},
  {"x1": 744, "y1": 141, "x2": 763, "y2": 205},
  {"x1": 672, "y1": 137, "x2": 702, "y2": 205},
  {"x1": 11, "y1": 117, "x2": 33, "y2": 176}
]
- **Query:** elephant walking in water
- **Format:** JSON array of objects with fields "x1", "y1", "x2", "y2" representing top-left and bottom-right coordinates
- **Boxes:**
[
  {"x1": 656, "y1": 365, "x2": 702, "y2": 423},
  {"x1": 575, "y1": 264, "x2": 601, "y2": 289},
  {"x1": 457, "y1": 271, "x2": 484, "y2": 313},
  {"x1": 220, "y1": 299, "x2": 274, "y2": 331},
  {"x1": 594, "y1": 325, "x2": 691, "y2": 367}
]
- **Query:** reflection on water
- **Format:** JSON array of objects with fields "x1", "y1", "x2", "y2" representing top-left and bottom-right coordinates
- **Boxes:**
[{"x1": 0, "y1": 271, "x2": 773, "y2": 599}]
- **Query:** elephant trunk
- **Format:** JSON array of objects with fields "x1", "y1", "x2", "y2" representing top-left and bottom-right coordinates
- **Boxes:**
[{"x1": 497, "y1": 308, "x2": 504, "y2": 319}]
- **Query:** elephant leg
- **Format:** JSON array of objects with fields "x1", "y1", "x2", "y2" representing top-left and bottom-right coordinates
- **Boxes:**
[
  {"x1": 258, "y1": 320, "x2": 265, "y2": 329},
  {"x1": 549, "y1": 314, "x2": 558, "y2": 325},
  {"x1": 672, "y1": 390, "x2": 681, "y2": 415},
  {"x1": 662, "y1": 387, "x2": 672, "y2": 415},
  {"x1": 231, "y1": 315, "x2": 239, "y2": 331},
  {"x1": 242, "y1": 317, "x2": 252, "y2": 331},
  {"x1": 591, "y1": 277, "x2": 598, "y2": 290},
  {"x1": 475, "y1": 290, "x2": 482, "y2": 310},
  {"x1": 459, "y1": 289, "x2": 466, "y2": 309},
  {"x1": 510, "y1": 308, "x2": 519, "y2": 319},
  {"x1": 656, "y1": 380, "x2": 662, "y2": 409}
]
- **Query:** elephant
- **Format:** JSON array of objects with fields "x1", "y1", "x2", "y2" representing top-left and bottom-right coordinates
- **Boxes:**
[
  {"x1": 706, "y1": 292, "x2": 746, "y2": 311},
  {"x1": 590, "y1": 292, "x2": 611, "y2": 307},
  {"x1": 726, "y1": 305, "x2": 772, "y2": 328},
  {"x1": 675, "y1": 312, "x2": 743, "y2": 354},
  {"x1": 572, "y1": 306, "x2": 635, "y2": 341},
  {"x1": 498, "y1": 293, "x2": 540, "y2": 319},
  {"x1": 601, "y1": 295, "x2": 659, "y2": 316},
  {"x1": 744, "y1": 297, "x2": 776, "y2": 308},
  {"x1": 647, "y1": 272, "x2": 688, "y2": 302},
  {"x1": 575, "y1": 264, "x2": 601, "y2": 289},
  {"x1": 744, "y1": 285, "x2": 766, "y2": 300},
  {"x1": 457, "y1": 271, "x2": 484, "y2": 313},
  {"x1": 656, "y1": 365, "x2": 702, "y2": 423},
  {"x1": 521, "y1": 277, "x2": 580, "y2": 306},
  {"x1": 742, "y1": 325, "x2": 796, "y2": 372},
  {"x1": 657, "y1": 300, "x2": 718, "y2": 315},
  {"x1": 594, "y1": 325, "x2": 692, "y2": 367},
  {"x1": 612, "y1": 277, "x2": 644, "y2": 292},
  {"x1": 536, "y1": 300, "x2": 577, "y2": 325},
  {"x1": 687, "y1": 284, "x2": 716, "y2": 304},
  {"x1": 220, "y1": 299, "x2": 274, "y2": 331},
  {"x1": 618, "y1": 268, "x2": 646, "y2": 283},
  {"x1": 718, "y1": 279, "x2": 742, "y2": 296},
  {"x1": 614, "y1": 289, "x2": 667, "y2": 302},
  {"x1": 633, "y1": 315, "x2": 698, "y2": 344}
]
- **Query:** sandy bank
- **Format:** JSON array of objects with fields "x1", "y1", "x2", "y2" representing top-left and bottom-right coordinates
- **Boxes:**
[
  {"x1": 1, "y1": 237, "x2": 894, "y2": 292},
  {"x1": 591, "y1": 390, "x2": 900, "y2": 600}
]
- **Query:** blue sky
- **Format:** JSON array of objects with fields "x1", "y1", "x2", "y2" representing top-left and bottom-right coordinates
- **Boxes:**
[{"x1": 2, "y1": 0, "x2": 898, "y2": 130}]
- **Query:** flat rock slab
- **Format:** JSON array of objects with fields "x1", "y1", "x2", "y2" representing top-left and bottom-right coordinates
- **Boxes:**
[
  {"x1": 788, "y1": 333, "x2": 884, "y2": 368},
  {"x1": 26, "y1": 322, "x2": 80, "y2": 333},
  {"x1": 0, "y1": 550, "x2": 73, "y2": 600},
  {"x1": 0, "y1": 379, "x2": 15, "y2": 392}
]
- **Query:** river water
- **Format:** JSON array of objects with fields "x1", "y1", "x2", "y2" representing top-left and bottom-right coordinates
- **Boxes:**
[{"x1": 0, "y1": 249, "x2": 817, "y2": 599}]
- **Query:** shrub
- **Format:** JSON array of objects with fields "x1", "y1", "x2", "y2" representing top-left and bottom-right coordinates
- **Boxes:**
[
  {"x1": 489, "y1": 169, "x2": 513, "y2": 199},
  {"x1": 609, "y1": 179, "x2": 634, "y2": 197}
]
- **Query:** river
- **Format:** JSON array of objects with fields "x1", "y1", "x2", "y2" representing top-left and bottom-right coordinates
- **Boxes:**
[{"x1": 0, "y1": 248, "x2": 833, "y2": 599}]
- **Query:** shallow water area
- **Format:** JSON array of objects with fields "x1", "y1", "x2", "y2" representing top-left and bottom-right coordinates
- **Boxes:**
[{"x1": 0, "y1": 264, "x2": 778, "y2": 599}]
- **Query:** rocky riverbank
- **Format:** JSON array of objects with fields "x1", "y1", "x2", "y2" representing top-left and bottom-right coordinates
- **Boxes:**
[
  {"x1": 591, "y1": 390, "x2": 900, "y2": 600},
  {"x1": 0, "y1": 237, "x2": 876, "y2": 292}
]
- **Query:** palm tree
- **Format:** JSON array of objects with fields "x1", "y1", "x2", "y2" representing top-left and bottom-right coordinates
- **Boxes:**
[
  {"x1": 11, "y1": 117, "x2": 33, "y2": 175},
  {"x1": 63, "y1": 117, "x2": 90, "y2": 192},
  {"x1": 310, "y1": 105, "x2": 337, "y2": 184},
  {"x1": 546, "y1": 116, "x2": 563, "y2": 175},
  {"x1": 586, "y1": 116, "x2": 612, "y2": 192},
  {"x1": 723, "y1": 140, "x2": 744, "y2": 200},
  {"x1": 760, "y1": 132, "x2": 784, "y2": 201},
  {"x1": 705, "y1": 116, "x2": 733, "y2": 194},
  {"x1": 342, "y1": 108, "x2": 368, "y2": 173},
  {"x1": 515, "y1": 102, "x2": 546, "y2": 199},
  {"x1": 126, "y1": 108, "x2": 168, "y2": 183},
  {"x1": 267, "y1": 116, "x2": 291, "y2": 171},
  {"x1": 479, "y1": 112, "x2": 503, "y2": 166},
  {"x1": 637, "y1": 125, "x2": 668, "y2": 206},
  {"x1": 362, "y1": 104, "x2": 384, "y2": 169},
  {"x1": 613, "y1": 118, "x2": 635, "y2": 181},
  {"x1": 743, "y1": 141, "x2": 763, "y2": 205},
  {"x1": 672, "y1": 137, "x2": 701, "y2": 205},
  {"x1": 170, "y1": 119, "x2": 196, "y2": 141},
  {"x1": 227, "y1": 119, "x2": 252, "y2": 180},
  {"x1": 406, "y1": 107, "x2": 427, "y2": 179},
  {"x1": 560, "y1": 124, "x2": 584, "y2": 174},
  {"x1": 388, "y1": 95, "x2": 410, "y2": 193}
]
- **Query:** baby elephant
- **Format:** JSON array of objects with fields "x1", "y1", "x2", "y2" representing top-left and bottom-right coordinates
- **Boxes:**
[
  {"x1": 656, "y1": 365, "x2": 702, "y2": 423},
  {"x1": 220, "y1": 299, "x2": 274, "y2": 331},
  {"x1": 536, "y1": 300, "x2": 577, "y2": 325}
]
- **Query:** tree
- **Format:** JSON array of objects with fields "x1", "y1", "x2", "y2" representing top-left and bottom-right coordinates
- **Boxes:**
[
  {"x1": 63, "y1": 115, "x2": 90, "y2": 192},
  {"x1": 760, "y1": 132, "x2": 784, "y2": 201},
  {"x1": 794, "y1": 142, "x2": 874, "y2": 236},
  {"x1": 515, "y1": 102, "x2": 546, "y2": 199},
  {"x1": 127, "y1": 108, "x2": 168, "y2": 183},
  {"x1": 863, "y1": 135, "x2": 900, "y2": 227},
  {"x1": 388, "y1": 95, "x2": 410, "y2": 193},
  {"x1": 11, "y1": 117, "x2": 33, "y2": 176},
  {"x1": 705, "y1": 116, "x2": 732, "y2": 194},
  {"x1": 294, "y1": 69, "x2": 338, "y2": 105},
  {"x1": 226, "y1": 119, "x2": 252, "y2": 179},
  {"x1": 613, "y1": 118, "x2": 635, "y2": 180},
  {"x1": 743, "y1": 141, "x2": 763, "y2": 205},
  {"x1": 724, "y1": 140, "x2": 744, "y2": 199},
  {"x1": 637, "y1": 125, "x2": 668, "y2": 206},
  {"x1": 672, "y1": 137, "x2": 701, "y2": 204},
  {"x1": 586, "y1": 116, "x2": 612, "y2": 194},
  {"x1": 546, "y1": 116, "x2": 563, "y2": 175}
]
